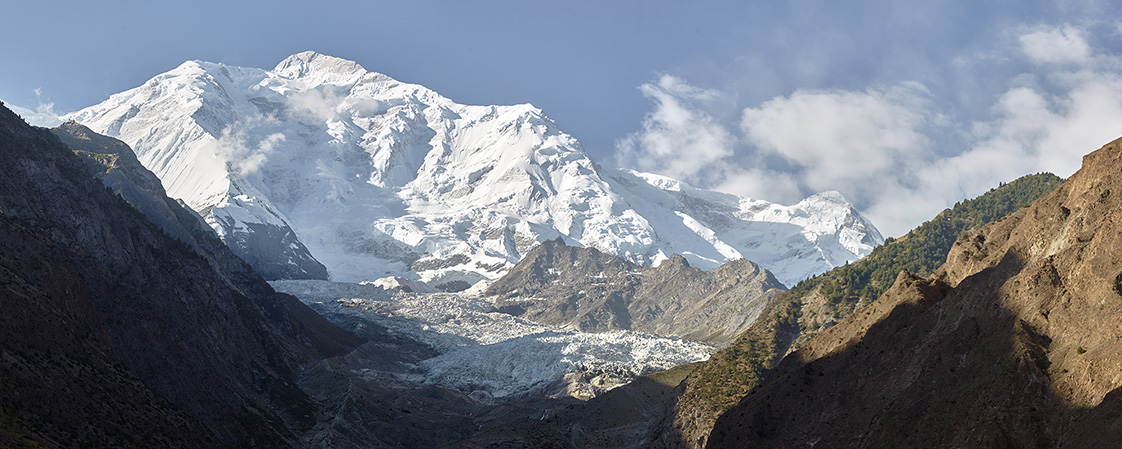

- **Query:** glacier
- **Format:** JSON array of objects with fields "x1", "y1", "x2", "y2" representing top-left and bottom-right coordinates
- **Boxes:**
[
  {"x1": 65, "y1": 51, "x2": 883, "y2": 287},
  {"x1": 272, "y1": 280, "x2": 715, "y2": 400}
]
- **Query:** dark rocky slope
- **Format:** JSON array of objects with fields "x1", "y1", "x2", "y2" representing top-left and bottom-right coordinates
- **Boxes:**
[
  {"x1": 705, "y1": 136, "x2": 1122, "y2": 447},
  {"x1": 486, "y1": 239, "x2": 785, "y2": 342},
  {"x1": 0, "y1": 102, "x2": 360, "y2": 447}
]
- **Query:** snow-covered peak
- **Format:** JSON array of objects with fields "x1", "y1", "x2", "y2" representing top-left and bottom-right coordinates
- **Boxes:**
[
  {"x1": 624, "y1": 169, "x2": 685, "y2": 192},
  {"x1": 65, "y1": 52, "x2": 883, "y2": 288},
  {"x1": 797, "y1": 191, "x2": 864, "y2": 214},
  {"x1": 272, "y1": 51, "x2": 367, "y2": 85}
]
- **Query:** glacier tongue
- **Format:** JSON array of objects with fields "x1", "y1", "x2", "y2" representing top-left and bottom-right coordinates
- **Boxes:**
[
  {"x1": 65, "y1": 51, "x2": 883, "y2": 287},
  {"x1": 272, "y1": 280, "x2": 714, "y2": 400}
]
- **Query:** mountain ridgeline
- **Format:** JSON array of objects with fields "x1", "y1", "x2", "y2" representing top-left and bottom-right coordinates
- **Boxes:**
[
  {"x1": 787, "y1": 172, "x2": 1063, "y2": 338},
  {"x1": 656, "y1": 172, "x2": 1064, "y2": 448},
  {"x1": 5, "y1": 48, "x2": 1111, "y2": 449}
]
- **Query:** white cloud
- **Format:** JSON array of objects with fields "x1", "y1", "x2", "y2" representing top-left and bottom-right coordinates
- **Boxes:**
[
  {"x1": 33, "y1": 88, "x2": 56, "y2": 116},
  {"x1": 287, "y1": 86, "x2": 344, "y2": 122},
  {"x1": 1020, "y1": 25, "x2": 1091, "y2": 65},
  {"x1": 740, "y1": 84, "x2": 934, "y2": 205},
  {"x1": 208, "y1": 122, "x2": 287, "y2": 176},
  {"x1": 714, "y1": 168, "x2": 802, "y2": 206},
  {"x1": 238, "y1": 132, "x2": 286, "y2": 176},
  {"x1": 614, "y1": 75, "x2": 736, "y2": 184}
]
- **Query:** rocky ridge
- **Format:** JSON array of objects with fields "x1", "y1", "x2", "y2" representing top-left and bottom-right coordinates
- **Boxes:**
[{"x1": 486, "y1": 238, "x2": 786, "y2": 342}]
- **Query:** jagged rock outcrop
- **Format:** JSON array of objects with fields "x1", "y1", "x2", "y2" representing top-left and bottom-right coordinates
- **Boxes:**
[
  {"x1": 705, "y1": 136, "x2": 1122, "y2": 448},
  {"x1": 486, "y1": 238, "x2": 785, "y2": 342},
  {"x1": 0, "y1": 102, "x2": 360, "y2": 447}
]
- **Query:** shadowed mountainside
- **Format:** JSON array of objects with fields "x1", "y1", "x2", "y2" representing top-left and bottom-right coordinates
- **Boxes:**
[
  {"x1": 6, "y1": 106, "x2": 681, "y2": 449},
  {"x1": 0, "y1": 102, "x2": 360, "y2": 447}
]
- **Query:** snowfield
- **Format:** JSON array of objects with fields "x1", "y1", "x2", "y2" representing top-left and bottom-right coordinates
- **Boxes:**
[{"x1": 272, "y1": 280, "x2": 715, "y2": 400}]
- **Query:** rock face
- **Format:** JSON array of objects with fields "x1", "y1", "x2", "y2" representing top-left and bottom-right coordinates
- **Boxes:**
[
  {"x1": 486, "y1": 238, "x2": 786, "y2": 342},
  {"x1": 0, "y1": 102, "x2": 360, "y2": 447},
  {"x1": 706, "y1": 136, "x2": 1122, "y2": 448},
  {"x1": 64, "y1": 51, "x2": 881, "y2": 287}
]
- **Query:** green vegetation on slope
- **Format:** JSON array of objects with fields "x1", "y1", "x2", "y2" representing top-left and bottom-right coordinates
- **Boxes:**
[
  {"x1": 666, "y1": 172, "x2": 1064, "y2": 448},
  {"x1": 788, "y1": 172, "x2": 1064, "y2": 326}
]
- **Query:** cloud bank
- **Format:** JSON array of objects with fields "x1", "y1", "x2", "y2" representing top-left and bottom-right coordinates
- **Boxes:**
[{"x1": 615, "y1": 24, "x2": 1122, "y2": 237}]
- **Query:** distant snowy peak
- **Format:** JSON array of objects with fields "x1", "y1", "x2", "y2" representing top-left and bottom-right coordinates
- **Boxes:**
[
  {"x1": 606, "y1": 169, "x2": 881, "y2": 285},
  {"x1": 273, "y1": 51, "x2": 367, "y2": 85},
  {"x1": 65, "y1": 52, "x2": 882, "y2": 288}
]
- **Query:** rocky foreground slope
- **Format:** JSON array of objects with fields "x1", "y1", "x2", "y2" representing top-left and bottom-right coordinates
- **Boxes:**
[
  {"x1": 651, "y1": 172, "x2": 1063, "y2": 448},
  {"x1": 705, "y1": 137, "x2": 1122, "y2": 447}
]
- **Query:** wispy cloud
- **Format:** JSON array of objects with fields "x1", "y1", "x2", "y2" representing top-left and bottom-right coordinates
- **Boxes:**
[
  {"x1": 740, "y1": 83, "x2": 936, "y2": 207},
  {"x1": 203, "y1": 117, "x2": 287, "y2": 177},
  {"x1": 1020, "y1": 25, "x2": 1091, "y2": 65},
  {"x1": 614, "y1": 75, "x2": 736, "y2": 182},
  {"x1": 33, "y1": 88, "x2": 58, "y2": 117}
]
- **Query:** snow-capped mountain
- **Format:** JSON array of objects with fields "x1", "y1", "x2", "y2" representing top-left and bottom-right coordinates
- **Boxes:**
[{"x1": 65, "y1": 51, "x2": 882, "y2": 287}]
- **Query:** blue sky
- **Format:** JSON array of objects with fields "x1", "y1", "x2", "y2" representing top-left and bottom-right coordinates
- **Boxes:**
[{"x1": 4, "y1": 0, "x2": 1122, "y2": 236}]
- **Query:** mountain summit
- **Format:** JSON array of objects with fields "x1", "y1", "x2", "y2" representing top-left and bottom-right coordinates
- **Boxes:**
[{"x1": 65, "y1": 52, "x2": 881, "y2": 287}]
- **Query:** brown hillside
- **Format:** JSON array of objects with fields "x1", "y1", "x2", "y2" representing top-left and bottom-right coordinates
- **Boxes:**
[{"x1": 706, "y1": 136, "x2": 1122, "y2": 447}]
